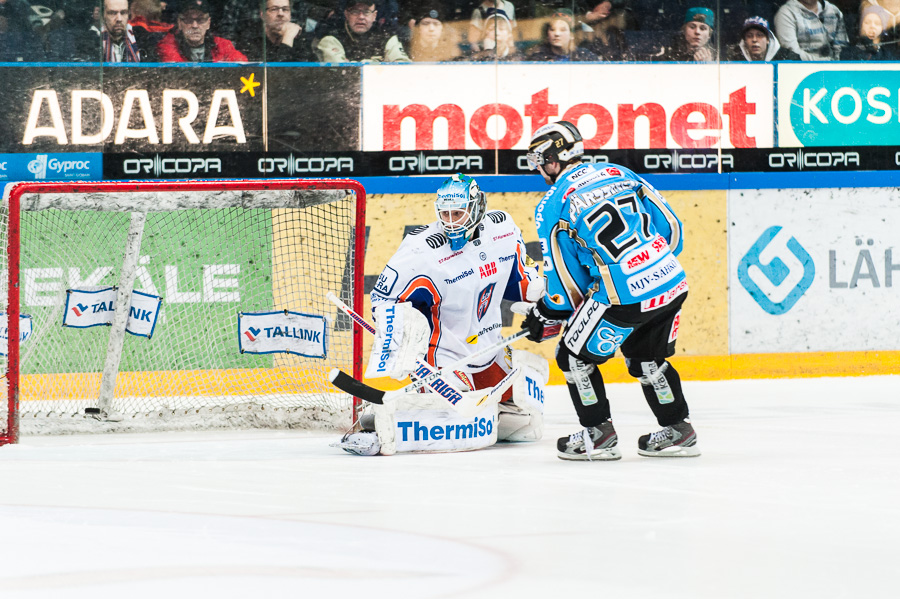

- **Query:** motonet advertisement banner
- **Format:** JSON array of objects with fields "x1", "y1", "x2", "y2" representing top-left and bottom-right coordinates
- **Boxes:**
[
  {"x1": 361, "y1": 63, "x2": 774, "y2": 151},
  {"x1": 729, "y1": 187, "x2": 900, "y2": 353},
  {"x1": 777, "y1": 63, "x2": 900, "y2": 149}
]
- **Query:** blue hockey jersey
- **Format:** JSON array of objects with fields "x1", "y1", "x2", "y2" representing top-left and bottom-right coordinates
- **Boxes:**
[{"x1": 534, "y1": 163, "x2": 687, "y2": 312}]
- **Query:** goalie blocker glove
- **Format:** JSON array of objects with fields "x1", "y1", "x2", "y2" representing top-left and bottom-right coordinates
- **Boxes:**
[{"x1": 514, "y1": 300, "x2": 564, "y2": 343}]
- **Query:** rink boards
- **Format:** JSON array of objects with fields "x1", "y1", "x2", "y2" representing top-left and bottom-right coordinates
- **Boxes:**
[{"x1": 363, "y1": 186, "x2": 900, "y2": 384}]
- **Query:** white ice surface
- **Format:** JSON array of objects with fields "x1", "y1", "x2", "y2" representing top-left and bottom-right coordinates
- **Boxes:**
[{"x1": 2, "y1": 376, "x2": 899, "y2": 599}]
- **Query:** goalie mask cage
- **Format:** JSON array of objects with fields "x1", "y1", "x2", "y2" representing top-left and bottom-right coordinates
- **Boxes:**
[{"x1": 1, "y1": 179, "x2": 366, "y2": 445}]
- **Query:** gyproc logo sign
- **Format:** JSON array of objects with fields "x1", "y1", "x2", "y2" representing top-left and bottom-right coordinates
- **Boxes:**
[
  {"x1": 26, "y1": 154, "x2": 96, "y2": 179},
  {"x1": 738, "y1": 226, "x2": 815, "y2": 315}
]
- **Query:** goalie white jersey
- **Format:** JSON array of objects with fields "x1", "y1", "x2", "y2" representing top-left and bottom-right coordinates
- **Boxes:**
[{"x1": 372, "y1": 210, "x2": 538, "y2": 371}]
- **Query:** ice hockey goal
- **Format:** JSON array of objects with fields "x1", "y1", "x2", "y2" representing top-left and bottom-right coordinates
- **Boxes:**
[{"x1": 1, "y1": 179, "x2": 366, "y2": 445}]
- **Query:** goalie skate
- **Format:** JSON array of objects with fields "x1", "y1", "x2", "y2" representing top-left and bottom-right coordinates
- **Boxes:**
[
  {"x1": 333, "y1": 431, "x2": 381, "y2": 456},
  {"x1": 557, "y1": 420, "x2": 621, "y2": 461},
  {"x1": 637, "y1": 420, "x2": 700, "y2": 457}
]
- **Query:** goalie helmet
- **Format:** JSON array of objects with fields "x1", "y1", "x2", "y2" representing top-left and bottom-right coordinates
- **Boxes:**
[
  {"x1": 434, "y1": 173, "x2": 486, "y2": 251},
  {"x1": 526, "y1": 120, "x2": 584, "y2": 171}
]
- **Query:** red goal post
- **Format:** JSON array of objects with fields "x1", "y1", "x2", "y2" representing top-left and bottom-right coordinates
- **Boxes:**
[{"x1": 2, "y1": 179, "x2": 366, "y2": 445}]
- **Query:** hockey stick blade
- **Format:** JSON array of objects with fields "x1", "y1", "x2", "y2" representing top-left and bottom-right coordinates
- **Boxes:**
[{"x1": 329, "y1": 369, "x2": 385, "y2": 404}]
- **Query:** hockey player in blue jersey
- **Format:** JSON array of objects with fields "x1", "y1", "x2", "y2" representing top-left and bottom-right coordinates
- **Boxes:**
[{"x1": 520, "y1": 120, "x2": 699, "y2": 460}]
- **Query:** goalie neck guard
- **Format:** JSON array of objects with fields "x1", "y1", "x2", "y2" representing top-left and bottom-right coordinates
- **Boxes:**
[
  {"x1": 526, "y1": 120, "x2": 584, "y2": 171},
  {"x1": 434, "y1": 173, "x2": 486, "y2": 251}
]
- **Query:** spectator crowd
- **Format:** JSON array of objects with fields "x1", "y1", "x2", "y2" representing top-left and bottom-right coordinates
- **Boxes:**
[{"x1": 0, "y1": 0, "x2": 895, "y2": 63}]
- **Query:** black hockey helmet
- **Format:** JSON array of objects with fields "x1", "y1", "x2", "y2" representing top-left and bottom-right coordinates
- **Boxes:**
[{"x1": 526, "y1": 121, "x2": 584, "y2": 170}]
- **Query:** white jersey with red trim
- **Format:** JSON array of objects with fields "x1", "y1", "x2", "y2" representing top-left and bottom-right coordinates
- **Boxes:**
[{"x1": 371, "y1": 210, "x2": 537, "y2": 372}]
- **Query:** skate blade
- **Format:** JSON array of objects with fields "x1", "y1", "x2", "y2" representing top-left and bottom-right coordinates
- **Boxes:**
[
  {"x1": 637, "y1": 445, "x2": 700, "y2": 458},
  {"x1": 558, "y1": 447, "x2": 622, "y2": 461},
  {"x1": 329, "y1": 440, "x2": 381, "y2": 456}
]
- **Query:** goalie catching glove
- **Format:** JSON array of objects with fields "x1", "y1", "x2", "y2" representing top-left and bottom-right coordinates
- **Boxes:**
[
  {"x1": 512, "y1": 300, "x2": 564, "y2": 343},
  {"x1": 365, "y1": 303, "x2": 430, "y2": 380}
]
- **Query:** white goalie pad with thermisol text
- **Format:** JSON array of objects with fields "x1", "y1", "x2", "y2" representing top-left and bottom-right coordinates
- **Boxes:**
[{"x1": 371, "y1": 349, "x2": 548, "y2": 455}]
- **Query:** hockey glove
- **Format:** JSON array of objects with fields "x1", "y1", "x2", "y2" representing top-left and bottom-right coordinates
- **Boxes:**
[
  {"x1": 513, "y1": 300, "x2": 564, "y2": 343},
  {"x1": 365, "y1": 303, "x2": 429, "y2": 380}
]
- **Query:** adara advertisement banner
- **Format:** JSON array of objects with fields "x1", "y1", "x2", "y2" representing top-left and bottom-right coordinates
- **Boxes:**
[
  {"x1": 0, "y1": 66, "x2": 359, "y2": 154},
  {"x1": 361, "y1": 63, "x2": 774, "y2": 151}
]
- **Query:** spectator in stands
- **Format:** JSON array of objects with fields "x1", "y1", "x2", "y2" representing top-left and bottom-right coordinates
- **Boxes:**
[
  {"x1": 580, "y1": 0, "x2": 632, "y2": 61},
  {"x1": 219, "y1": 0, "x2": 323, "y2": 55},
  {"x1": 157, "y1": 0, "x2": 247, "y2": 61},
  {"x1": 468, "y1": 0, "x2": 515, "y2": 52},
  {"x1": 314, "y1": 0, "x2": 410, "y2": 62},
  {"x1": 845, "y1": 4, "x2": 899, "y2": 59},
  {"x1": 44, "y1": 0, "x2": 104, "y2": 61},
  {"x1": 97, "y1": 0, "x2": 156, "y2": 61},
  {"x1": 129, "y1": 1, "x2": 171, "y2": 61},
  {"x1": 461, "y1": 7, "x2": 518, "y2": 60},
  {"x1": 406, "y1": 2, "x2": 461, "y2": 62},
  {"x1": 0, "y1": 0, "x2": 46, "y2": 61},
  {"x1": 859, "y1": 1, "x2": 899, "y2": 40},
  {"x1": 130, "y1": 0, "x2": 173, "y2": 42},
  {"x1": 658, "y1": 6, "x2": 717, "y2": 62},
  {"x1": 726, "y1": 15, "x2": 801, "y2": 60},
  {"x1": 240, "y1": 0, "x2": 315, "y2": 61},
  {"x1": 773, "y1": 0, "x2": 848, "y2": 60},
  {"x1": 527, "y1": 9, "x2": 598, "y2": 61}
]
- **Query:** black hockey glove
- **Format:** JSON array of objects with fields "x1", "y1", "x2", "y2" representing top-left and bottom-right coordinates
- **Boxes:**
[{"x1": 521, "y1": 300, "x2": 564, "y2": 343}]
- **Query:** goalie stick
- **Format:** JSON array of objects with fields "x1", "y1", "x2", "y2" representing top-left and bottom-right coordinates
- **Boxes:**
[{"x1": 325, "y1": 292, "x2": 526, "y2": 413}]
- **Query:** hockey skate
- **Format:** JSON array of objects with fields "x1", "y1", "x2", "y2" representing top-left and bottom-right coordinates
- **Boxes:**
[
  {"x1": 332, "y1": 414, "x2": 381, "y2": 456},
  {"x1": 637, "y1": 420, "x2": 700, "y2": 457},
  {"x1": 557, "y1": 420, "x2": 621, "y2": 461}
]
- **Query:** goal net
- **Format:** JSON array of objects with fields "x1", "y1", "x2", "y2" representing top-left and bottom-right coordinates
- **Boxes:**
[{"x1": 1, "y1": 179, "x2": 366, "y2": 444}]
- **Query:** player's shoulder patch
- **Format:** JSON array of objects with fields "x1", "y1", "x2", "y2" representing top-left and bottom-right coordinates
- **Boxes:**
[
  {"x1": 486, "y1": 210, "x2": 507, "y2": 224},
  {"x1": 398, "y1": 223, "x2": 443, "y2": 251},
  {"x1": 425, "y1": 232, "x2": 447, "y2": 249}
]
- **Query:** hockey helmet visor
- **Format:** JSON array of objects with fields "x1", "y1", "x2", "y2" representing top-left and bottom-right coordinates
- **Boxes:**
[
  {"x1": 435, "y1": 173, "x2": 486, "y2": 251},
  {"x1": 526, "y1": 120, "x2": 584, "y2": 170}
]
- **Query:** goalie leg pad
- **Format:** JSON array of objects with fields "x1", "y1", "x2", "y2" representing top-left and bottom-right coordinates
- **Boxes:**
[
  {"x1": 510, "y1": 350, "x2": 549, "y2": 415},
  {"x1": 497, "y1": 402, "x2": 543, "y2": 442},
  {"x1": 374, "y1": 391, "x2": 499, "y2": 454}
]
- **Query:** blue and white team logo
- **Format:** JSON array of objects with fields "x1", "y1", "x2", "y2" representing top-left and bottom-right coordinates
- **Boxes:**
[
  {"x1": 374, "y1": 265, "x2": 398, "y2": 296},
  {"x1": 738, "y1": 226, "x2": 815, "y2": 315},
  {"x1": 586, "y1": 322, "x2": 632, "y2": 357},
  {"x1": 476, "y1": 283, "x2": 495, "y2": 321}
]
